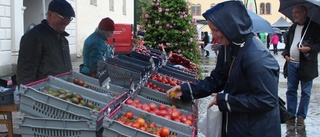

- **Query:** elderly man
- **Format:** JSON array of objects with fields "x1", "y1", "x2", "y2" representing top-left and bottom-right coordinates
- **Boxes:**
[
  {"x1": 17, "y1": 0, "x2": 75, "y2": 85},
  {"x1": 282, "y1": 4, "x2": 320, "y2": 126}
]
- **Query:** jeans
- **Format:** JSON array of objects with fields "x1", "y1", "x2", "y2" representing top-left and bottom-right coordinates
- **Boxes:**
[{"x1": 286, "y1": 62, "x2": 313, "y2": 119}]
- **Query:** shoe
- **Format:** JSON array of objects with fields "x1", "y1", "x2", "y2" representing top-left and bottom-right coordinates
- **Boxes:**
[
  {"x1": 297, "y1": 117, "x2": 305, "y2": 126},
  {"x1": 285, "y1": 116, "x2": 295, "y2": 124}
]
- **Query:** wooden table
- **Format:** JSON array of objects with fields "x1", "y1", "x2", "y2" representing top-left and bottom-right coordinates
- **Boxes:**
[{"x1": 0, "y1": 103, "x2": 18, "y2": 137}]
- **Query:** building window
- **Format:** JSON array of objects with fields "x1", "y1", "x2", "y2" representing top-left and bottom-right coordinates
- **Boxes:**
[
  {"x1": 260, "y1": 3, "x2": 265, "y2": 14},
  {"x1": 259, "y1": 2, "x2": 271, "y2": 15},
  {"x1": 266, "y1": 3, "x2": 271, "y2": 14},
  {"x1": 123, "y1": 0, "x2": 126, "y2": 15},
  {"x1": 109, "y1": 0, "x2": 114, "y2": 11},
  {"x1": 191, "y1": 4, "x2": 196, "y2": 15},
  {"x1": 196, "y1": 4, "x2": 201, "y2": 16},
  {"x1": 210, "y1": 3, "x2": 216, "y2": 8},
  {"x1": 90, "y1": 0, "x2": 97, "y2": 6}
]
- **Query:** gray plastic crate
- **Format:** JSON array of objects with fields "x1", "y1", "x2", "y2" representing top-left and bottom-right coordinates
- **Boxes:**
[
  {"x1": 103, "y1": 104, "x2": 195, "y2": 137},
  {"x1": 55, "y1": 71, "x2": 128, "y2": 98},
  {"x1": 136, "y1": 87, "x2": 193, "y2": 112},
  {"x1": 19, "y1": 76, "x2": 127, "y2": 122},
  {"x1": 18, "y1": 115, "x2": 103, "y2": 137}
]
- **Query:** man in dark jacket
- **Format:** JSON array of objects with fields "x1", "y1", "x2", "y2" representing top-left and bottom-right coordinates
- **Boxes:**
[
  {"x1": 281, "y1": 5, "x2": 320, "y2": 126},
  {"x1": 167, "y1": 1, "x2": 281, "y2": 137},
  {"x1": 17, "y1": 0, "x2": 75, "y2": 85},
  {"x1": 202, "y1": 31, "x2": 210, "y2": 57}
]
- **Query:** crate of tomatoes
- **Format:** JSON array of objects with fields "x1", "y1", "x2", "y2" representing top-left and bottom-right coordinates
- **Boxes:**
[{"x1": 103, "y1": 102, "x2": 196, "y2": 137}]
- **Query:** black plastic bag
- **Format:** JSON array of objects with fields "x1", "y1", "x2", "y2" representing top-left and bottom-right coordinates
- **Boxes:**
[{"x1": 279, "y1": 97, "x2": 291, "y2": 123}]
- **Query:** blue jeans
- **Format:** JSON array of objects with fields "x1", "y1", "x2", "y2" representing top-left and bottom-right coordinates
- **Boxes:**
[{"x1": 286, "y1": 62, "x2": 313, "y2": 119}]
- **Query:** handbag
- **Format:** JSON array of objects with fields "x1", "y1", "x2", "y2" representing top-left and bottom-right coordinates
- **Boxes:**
[
  {"x1": 198, "y1": 106, "x2": 222, "y2": 137},
  {"x1": 278, "y1": 97, "x2": 291, "y2": 123}
]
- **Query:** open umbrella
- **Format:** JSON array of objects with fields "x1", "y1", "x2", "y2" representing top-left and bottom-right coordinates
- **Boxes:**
[
  {"x1": 246, "y1": 9, "x2": 274, "y2": 33},
  {"x1": 273, "y1": 27, "x2": 282, "y2": 34},
  {"x1": 279, "y1": 0, "x2": 320, "y2": 25},
  {"x1": 195, "y1": 9, "x2": 274, "y2": 33}
]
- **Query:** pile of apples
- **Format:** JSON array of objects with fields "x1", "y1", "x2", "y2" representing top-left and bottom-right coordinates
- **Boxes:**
[
  {"x1": 169, "y1": 53, "x2": 197, "y2": 73},
  {"x1": 117, "y1": 111, "x2": 174, "y2": 137},
  {"x1": 125, "y1": 99, "x2": 193, "y2": 126}
]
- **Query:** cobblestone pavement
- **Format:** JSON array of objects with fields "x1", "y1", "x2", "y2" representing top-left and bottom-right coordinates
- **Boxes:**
[
  {"x1": 197, "y1": 50, "x2": 320, "y2": 137},
  {"x1": 1, "y1": 51, "x2": 320, "y2": 137}
]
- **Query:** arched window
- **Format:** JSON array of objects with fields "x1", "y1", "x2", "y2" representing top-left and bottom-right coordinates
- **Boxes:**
[
  {"x1": 260, "y1": 3, "x2": 265, "y2": 14},
  {"x1": 191, "y1": 4, "x2": 196, "y2": 15},
  {"x1": 210, "y1": 3, "x2": 216, "y2": 8},
  {"x1": 266, "y1": 3, "x2": 271, "y2": 14},
  {"x1": 196, "y1": 4, "x2": 201, "y2": 15}
]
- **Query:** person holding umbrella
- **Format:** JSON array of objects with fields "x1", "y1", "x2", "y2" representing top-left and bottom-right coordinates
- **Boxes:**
[
  {"x1": 167, "y1": 1, "x2": 281, "y2": 136},
  {"x1": 281, "y1": 5, "x2": 320, "y2": 126}
]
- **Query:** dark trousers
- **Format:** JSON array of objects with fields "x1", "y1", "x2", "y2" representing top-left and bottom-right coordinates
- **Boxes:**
[{"x1": 273, "y1": 44, "x2": 278, "y2": 54}]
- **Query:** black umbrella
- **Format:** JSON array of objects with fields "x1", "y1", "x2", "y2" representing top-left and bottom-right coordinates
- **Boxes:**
[{"x1": 279, "y1": 0, "x2": 320, "y2": 25}]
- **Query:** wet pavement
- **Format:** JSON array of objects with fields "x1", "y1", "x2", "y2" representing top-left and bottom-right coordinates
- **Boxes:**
[
  {"x1": 1, "y1": 51, "x2": 320, "y2": 137},
  {"x1": 197, "y1": 50, "x2": 320, "y2": 137}
]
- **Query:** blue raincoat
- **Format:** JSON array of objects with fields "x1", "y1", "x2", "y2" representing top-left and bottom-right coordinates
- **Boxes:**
[{"x1": 180, "y1": 1, "x2": 281, "y2": 137}]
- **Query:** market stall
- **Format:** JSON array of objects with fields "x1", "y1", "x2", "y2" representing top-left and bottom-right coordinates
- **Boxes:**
[{"x1": 17, "y1": 45, "x2": 199, "y2": 137}]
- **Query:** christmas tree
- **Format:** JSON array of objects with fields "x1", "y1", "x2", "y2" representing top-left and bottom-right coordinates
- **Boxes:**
[{"x1": 138, "y1": 0, "x2": 201, "y2": 64}]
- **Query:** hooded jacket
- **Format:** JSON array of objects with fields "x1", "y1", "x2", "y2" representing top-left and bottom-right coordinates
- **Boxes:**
[
  {"x1": 17, "y1": 20, "x2": 72, "y2": 85},
  {"x1": 179, "y1": 1, "x2": 281, "y2": 137}
]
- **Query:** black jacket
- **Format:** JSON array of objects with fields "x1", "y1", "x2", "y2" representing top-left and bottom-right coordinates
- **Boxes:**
[
  {"x1": 282, "y1": 18, "x2": 320, "y2": 81},
  {"x1": 17, "y1": 20, "x2": 72, "y2": 85},
  {"x1": 180, "y1": 1, "x2": 281, "y2": 137}
]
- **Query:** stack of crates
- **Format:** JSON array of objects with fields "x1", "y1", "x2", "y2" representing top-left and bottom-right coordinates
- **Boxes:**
[{"x1": 17, "y1": 75, "x2": 128, "y2": 137}]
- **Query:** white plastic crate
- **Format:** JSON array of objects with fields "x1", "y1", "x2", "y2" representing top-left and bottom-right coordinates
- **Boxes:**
[
  {"x1": 103, "y1": 104, "x2": 195, "y2": 137},
  {"x1": 19, "y1": 76, "x2": 128, "y2": 122},
  {"x1": 17, "y1": 115, "x2": 103, "y2": 137}
]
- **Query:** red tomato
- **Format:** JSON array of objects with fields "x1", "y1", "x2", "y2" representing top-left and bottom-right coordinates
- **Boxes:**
[
  {"x1": 136, "y1": 117, "x2": 145, "y2": 127},
  {"x1": 159, "y1": 110, "x2": 167, "y2": 117},
  {"x1": 171, "y1": 111, "x2": 180, "y2": 120},
  {"x1": 142, "y1": 105, "x2": 151, "y2": 112},
  {"x1": 133, "y1": 99, "x2": 140, "y2": 104},
  {"x1": 149, "y1": 122, "x2": 155, "y2": 128},
  {"x1": 160, "y1": 127, "x2": 170, "y2": 137},
  {"x1": 159, "y1": 104, "x2": 166, "y2": 110},
  {"x1": 131, "y1": 122, "x2": 140, "y2": 129},
  {"x1": 173, "y1": 118, "x2": 180, "y2": 123},
  {"x1": 149, "y1": 103, "x2": 157, "y2": 111},
  {"x1": 125, "y1": 99, "x2": 133, "y2": 105},
  {"x1": 164, "y1": 115, "x2": 171, "y2": 120},
  {"x1": 125, "y1": 111, "x2": 133, "y2": 119},
  {"x1": 184, "y1": 120, "x2": 192, "y2": 126},
  {"x1": 186, "y1": 115, "x2": 193, "y2": 121},
  {"x1": 180, "y1": 115, "x2": 187, "y2": 123}
]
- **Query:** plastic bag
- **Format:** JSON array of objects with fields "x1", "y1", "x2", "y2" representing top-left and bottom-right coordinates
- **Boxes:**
[
  {"x1": 204, "y1": 43, "x2": 213, "y2": 51},
  {"x1": 198, "y1": 106, "x2": 222, "y2": 137}
]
